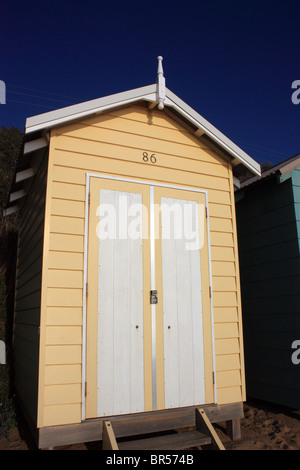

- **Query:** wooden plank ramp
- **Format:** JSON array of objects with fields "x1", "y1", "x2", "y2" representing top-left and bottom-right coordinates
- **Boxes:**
[{"x1": 102, "y1": 409, "x2": 225, "y2": 450}]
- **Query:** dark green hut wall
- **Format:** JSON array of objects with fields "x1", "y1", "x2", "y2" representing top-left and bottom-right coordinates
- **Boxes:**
[
  {"x1": 291, "y1": 168, "x2": 300, "y2": 252},
  {"x1": 236, "y1": 174, "x2": 300, "y2": 408},
  {"x1": 13, "y1": 152, "x2": 48, "y2": 428}
]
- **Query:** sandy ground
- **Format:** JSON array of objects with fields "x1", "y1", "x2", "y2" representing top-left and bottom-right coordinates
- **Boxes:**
[
  {"x1": 221, "y1": 400, "x2": 300, "y2": 450},
  {"x1": 0, "y1": 399, "x2": 299, "y2": 451}
]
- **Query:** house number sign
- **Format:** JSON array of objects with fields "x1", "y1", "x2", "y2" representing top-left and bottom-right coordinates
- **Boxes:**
[{"x1": 142, "y1": 152, "x2": 157, "y2": 163}]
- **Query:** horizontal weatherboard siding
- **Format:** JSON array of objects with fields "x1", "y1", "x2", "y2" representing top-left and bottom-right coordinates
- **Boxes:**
[
  {"x1": 38, "y1": 103, "x2": 244, "y2": 426},
  {"x1": 14, "y1": 153, "x2": 48, "y2": 426},
  {"x1": 236, "y1": 172, "x2": 300, "y2": 408}
]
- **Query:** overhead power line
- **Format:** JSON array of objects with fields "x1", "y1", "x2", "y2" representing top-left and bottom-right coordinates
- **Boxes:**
[
  {"x1": 7, "y1": 83, "x2": 84, "y2": 102},
  {"x1": 235, "y1": 139, "x2": 290, "y2": 159},
  {"x1": 2, "y1": 84, "x2": 291, "y2": 161},
  {"x1": 9, "y1": 99, "x2": 57, "y2": 110},
  {"x1": 9, "y1": 90, "x2": 78, "y2": 105}
]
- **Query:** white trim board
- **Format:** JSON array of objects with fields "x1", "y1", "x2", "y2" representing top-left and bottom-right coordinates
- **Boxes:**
[
  {"x1": 25, "y1": 85, "x2": 157, "y2": 133},
  {"x1": 149, "y1": 185, "x2": 157, "y2": 410}
]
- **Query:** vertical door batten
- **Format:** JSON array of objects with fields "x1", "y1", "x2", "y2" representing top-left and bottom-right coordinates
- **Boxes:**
[{"x1": 149, "y1": 185, "x2": 158, "y2": 410}]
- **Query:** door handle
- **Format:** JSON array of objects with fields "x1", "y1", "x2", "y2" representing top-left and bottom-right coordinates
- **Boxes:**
[{"x1": 150, "y1": 290, "x2": 158, "y2": 304}]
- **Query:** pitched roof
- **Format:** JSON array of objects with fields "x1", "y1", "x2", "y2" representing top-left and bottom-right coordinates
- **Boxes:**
[
  {"x1": 241, "y1": 153, "x2": 300, "y2": 189},
  {"x1": 24, "y1": 83, "x2": 261, "y2": 176},
  {"x1": 4, "y1": 57, "x2": 261, "y2": 216}
]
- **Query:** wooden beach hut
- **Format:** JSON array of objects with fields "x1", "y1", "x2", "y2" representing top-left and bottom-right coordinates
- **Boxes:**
[
  {"x1": 4, "y1": 58, "x2": 260, "y2": 449},
  {"x1": 235, "y1": 155, "x2": 300, "y2": 409}
]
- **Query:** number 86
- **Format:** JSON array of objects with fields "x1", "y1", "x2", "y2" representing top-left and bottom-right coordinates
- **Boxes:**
[{"x1": 143, "y1": 152, "x2": 156, "y2": 163}]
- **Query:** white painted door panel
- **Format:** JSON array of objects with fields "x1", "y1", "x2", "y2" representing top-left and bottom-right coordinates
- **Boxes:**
[
  {"x1": 161, "y1": 197, "x2": 205, "y2": 408},
  {"x1": 97, "y1": 189, "x2": 144, "y2": 416}
]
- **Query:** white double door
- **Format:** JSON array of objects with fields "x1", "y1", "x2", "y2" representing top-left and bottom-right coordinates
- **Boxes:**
[{"x1": 85, "y1": 177, "x2": 214, "y2": 418}]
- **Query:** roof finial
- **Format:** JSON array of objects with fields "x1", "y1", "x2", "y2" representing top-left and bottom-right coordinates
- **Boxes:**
[
  {"x1": 156, "y1": 56, "x2": 165, "y2": 110},
  {"x1": 157, "y1": 56, "x2": 164, "y2": 75}
]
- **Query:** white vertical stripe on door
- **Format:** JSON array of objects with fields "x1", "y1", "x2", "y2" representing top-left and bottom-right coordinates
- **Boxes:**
[
  {"x1": 97, "y1": 189, "x2": 144, "y2": 416},
  {"x1": 161, "y1": 197, "x2": 205, "y2": 408},
  {"x1": 149, "y1": 185, "x2": 157, "y2": 410}
]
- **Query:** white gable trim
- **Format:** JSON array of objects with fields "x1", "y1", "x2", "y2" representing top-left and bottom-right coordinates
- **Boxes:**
[
  {"x1": 165, "y1": 89, "x2": 260, "y2": 175},
  {"x1": 25, "y1": 85, "x2": 157, "y2": 134},
  {"x1": 24, "y1": 83, "x2": 260, "y2": 176}
]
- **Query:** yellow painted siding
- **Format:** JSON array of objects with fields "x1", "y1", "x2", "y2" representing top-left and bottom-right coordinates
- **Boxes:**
[
  {"x1": 38, "y1": 103, "x2": 245, "y2": 427},
  {"x1": 43, "y1": 404, "x2": 82, "y2": 427},
  {"x1": 44, "y1": 384, "x2": 81, "y2": 405}
]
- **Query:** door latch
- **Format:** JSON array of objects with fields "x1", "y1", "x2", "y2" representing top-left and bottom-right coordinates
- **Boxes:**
[{"x1": 150, "y1": 290, "x2": 158, "y2": 304}]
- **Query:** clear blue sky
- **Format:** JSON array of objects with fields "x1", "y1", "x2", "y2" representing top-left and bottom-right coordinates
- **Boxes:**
[{"x1": 1, "y1": 0, "x2": 300, "y2": 165}]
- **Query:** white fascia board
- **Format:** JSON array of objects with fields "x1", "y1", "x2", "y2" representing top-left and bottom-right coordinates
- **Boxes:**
[
  {"x1": 165, "y1": 88, "x2": 261, "y2": 176},
  {"x1": 25, "y1": 84, "x2": 157, "y2": 134}
]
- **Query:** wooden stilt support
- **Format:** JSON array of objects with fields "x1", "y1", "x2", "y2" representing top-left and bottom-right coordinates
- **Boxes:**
[
  {"x1": 196, "y1": 408, "x2": 225, "y2": 450},
  {"x1": 102, "y1": 421, "x2": 119, "y2": 450},
  {"x1": 226, "y1": 418, "x2": 241, "y2": 441}
]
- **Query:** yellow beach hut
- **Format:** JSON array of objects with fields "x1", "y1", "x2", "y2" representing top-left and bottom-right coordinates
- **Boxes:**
[{"x1": 4, "y1": 58, "x2": 260, "y2": 449}]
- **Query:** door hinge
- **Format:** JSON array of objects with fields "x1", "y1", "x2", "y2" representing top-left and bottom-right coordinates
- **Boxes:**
[
  {"x1": 213, "y1": 371, "x2": 215, "y2": 384},
  {"x1": 85, "y1": 382, "x2": 87, "y2": 397},
  {"x1": 86, "y1": 282, "x2": 88, "y2": 297},
  {"x1": 209, "y1": 286, "x2": 212, "y2": 298},
  {"x1": 88, "y1": 192, "x2": 90, "y2": 205},
  {"x1": 205, "y1": 206, "x2": 208, "y2": 218}
]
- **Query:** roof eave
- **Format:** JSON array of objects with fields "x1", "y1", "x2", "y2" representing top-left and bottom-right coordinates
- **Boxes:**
[
  {"x1": 164, "y1": 88, "x2": 261, "y2": 176},
  {"x1": 240, "y1": 153, "x2": 300, "y2": 189},
  {"x1": 25, "y1": 84, "x2": 157, "y2": 134},
  {"x1": 24, "y1": 83, "x2": 260, "y2": 177}
]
